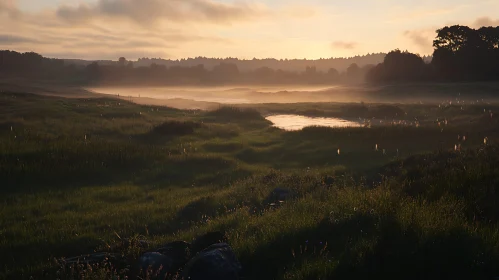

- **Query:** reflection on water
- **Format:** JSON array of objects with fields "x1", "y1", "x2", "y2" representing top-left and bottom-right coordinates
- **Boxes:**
[{"x1": 266, "y1": 115, "x2": 362, "y2": 131}]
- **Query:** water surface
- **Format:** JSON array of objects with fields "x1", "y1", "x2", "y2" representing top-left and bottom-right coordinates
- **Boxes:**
[{"x1": 266, "y1": 115, "x2": 362, "y2": 131}]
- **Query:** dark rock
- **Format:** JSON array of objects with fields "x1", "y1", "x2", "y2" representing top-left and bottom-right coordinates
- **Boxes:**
[
  {"x1": 183, "y1": 243, "x2": 242, "y2": 280},
  {"x1": 137, "y1": 252, "x2": 172, "y2": 280},
  {"x1": 136, "y1": 241, "x2": 191, "y2": 279},
  {"x1": 191, "y1": 231, "x2": 228, "y2": 254},
  {"x1": 156, "y1": 241, "x2": 192, "y2": 271}
]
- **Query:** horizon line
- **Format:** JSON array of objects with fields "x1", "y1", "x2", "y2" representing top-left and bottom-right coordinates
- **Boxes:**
[{"x1": 49, "y1": 52, "x2": 434, "y2": 62}]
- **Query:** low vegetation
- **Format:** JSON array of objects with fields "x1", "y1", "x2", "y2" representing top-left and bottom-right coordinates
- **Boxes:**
[{"x1": 2, "y1": 91, "x2": 499, "y2": 279}]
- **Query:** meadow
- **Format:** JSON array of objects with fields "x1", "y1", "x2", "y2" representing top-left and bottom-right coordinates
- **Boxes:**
[{"x1": 2, "y1": 90, "x2": 499, "y2": 279}]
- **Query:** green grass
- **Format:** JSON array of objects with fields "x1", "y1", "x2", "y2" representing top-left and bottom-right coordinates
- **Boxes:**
[{"x1": 2, "y1": 91, "x2": 499, "y2": 279}]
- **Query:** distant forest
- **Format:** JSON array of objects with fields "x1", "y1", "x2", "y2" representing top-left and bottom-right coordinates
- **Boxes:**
[
  {"x1": 0, "y1": 24, "x2": 497, "y2": 86},
  {"x1": 64, "y1": 54, "x2": 391, "y2": 73},
  {"x1": 0, "y1": 51, "x2": 387, "y2": 86}
]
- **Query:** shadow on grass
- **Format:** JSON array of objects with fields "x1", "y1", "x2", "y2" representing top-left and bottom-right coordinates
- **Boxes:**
[
  {"x1": 0, "y1": 144, "x2": 161, "y2": 195},
  {"x1": 239, "y1": 213, "x2": 499, "y2": 280},
  {"x1": 134, "y1": 156, "x2": 252, "y2": 188},
  {"x1": 0, "y1": 235, "x2": 101, "y2": 279},
  {"x1": 135, "y1": 120, "x2": 204, "y2": 144},
  {"x1": 238, "y1": 212, "x2": 377, "y2": 280},
  {"x1": 330, "y1": 225, "x2": 496, "y2": 280}
]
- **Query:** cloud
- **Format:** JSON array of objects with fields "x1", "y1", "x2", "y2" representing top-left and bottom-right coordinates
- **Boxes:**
[
  {"x1": 0, "y1": 34, "x2": 37, "y2": 44},
  {"x1": 0, "y1": 0, "x2": 239, "y2": 60},
  {"x1": 403, "y1": 29, "x2": 435, "y2": 54},
  {"x1": 472, "y1": 17, "x2": 499, "y2": 28},
  {"x1": 56, "y1": 0, "x2": 265, "y2": 25},
  {"x1": 331, "y1": 41, "x2": 358, "y2": 50}
]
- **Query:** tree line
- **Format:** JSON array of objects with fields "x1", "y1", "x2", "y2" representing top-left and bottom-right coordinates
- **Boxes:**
[
  {"x1": 367, "y1": 25, "x2": 499, "y2": 83},
  {"x1": 1, "y1": 24, "x2": 497, "y2": 86},
  {"x1": 66, "y1": 53, "x2": 387, "y2": 73},
  {"x1": 0, "y1": 51, "x2": 375, "y2": 85}
]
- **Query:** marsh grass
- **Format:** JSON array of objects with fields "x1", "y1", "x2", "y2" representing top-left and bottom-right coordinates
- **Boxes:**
[
  {"x1": 206, "y1": 107, "x2": 265, "y2": 120},
  {"x1": 3, "y1": 92, "x2": 499, "y2": 279},
  {"x1": 150, "y1": 121, "x2": 203, "y2": 136}
]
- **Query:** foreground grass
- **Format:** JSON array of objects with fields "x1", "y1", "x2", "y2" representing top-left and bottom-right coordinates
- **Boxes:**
[{"x1": 1, "y1": 91, "x2": 499, "y2": 279}]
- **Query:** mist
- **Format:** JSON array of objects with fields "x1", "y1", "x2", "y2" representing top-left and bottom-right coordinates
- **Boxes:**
[
  {"x1": 89, "y1": 85, "x2": 361, "y2": 109},
  {"x1": 89, "y1": 82, "x2": 499, "y2": 111}
]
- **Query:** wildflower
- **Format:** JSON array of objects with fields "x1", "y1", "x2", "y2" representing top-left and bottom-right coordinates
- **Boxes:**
[
  {"x1": 337, "y1": 148, "x2": 340, "y2": 155},
  {"x1": 454, "y1": 144, "x2": 458, "y2": 151}
]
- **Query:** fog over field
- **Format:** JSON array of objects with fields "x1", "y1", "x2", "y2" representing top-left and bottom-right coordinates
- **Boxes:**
[
  {"x1": 89, "y1": 83, "x2": 499, "y2": 110},
  {"x1": 89, "y1": 85, "x2": 348, "y2": 105}
]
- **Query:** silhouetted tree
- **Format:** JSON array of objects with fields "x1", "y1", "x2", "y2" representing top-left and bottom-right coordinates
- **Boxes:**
[
  {"x1": 366, "y1": 50, "x2": 428, "y2": 83},
  {"x1": 432, "y1": 25, "x2": 499, "y2": 81},
  {"x1": 367, "y1": 24, "x2": 499, "y2": 83},
  {"x1": 118, "y1": 57, "x2": 127, "y2": 67}
]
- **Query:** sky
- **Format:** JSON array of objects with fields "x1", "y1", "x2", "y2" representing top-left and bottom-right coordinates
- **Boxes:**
[{"x1": 0, "y1": 0, "x2": 498, "y2": 60}]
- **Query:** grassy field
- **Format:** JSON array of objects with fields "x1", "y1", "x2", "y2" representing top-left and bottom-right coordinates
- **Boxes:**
[{"x1": 2, "y1": 90, "x2": 499, "y2": 279}]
